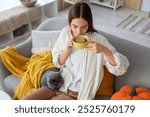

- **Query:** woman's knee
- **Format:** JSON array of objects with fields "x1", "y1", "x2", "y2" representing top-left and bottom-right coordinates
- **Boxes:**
[{"x1": 22, "y1": 87, "x2": 56, "y2": 100}]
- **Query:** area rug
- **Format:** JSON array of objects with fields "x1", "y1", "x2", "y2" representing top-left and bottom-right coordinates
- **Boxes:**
[{"x1": 117, "y1": 14, "x2": 150, "y2": 36}]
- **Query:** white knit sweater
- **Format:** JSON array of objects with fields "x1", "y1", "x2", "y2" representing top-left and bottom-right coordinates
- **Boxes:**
[{"x1": 52, "y1": 26, "x2": 129, "y2": 100}]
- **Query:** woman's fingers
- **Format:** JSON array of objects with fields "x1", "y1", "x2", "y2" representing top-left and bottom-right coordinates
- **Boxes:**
[
  {"x1": 88, "y1": 41, "x2": 95, "y2": 48},
  {"x1": 88, "y1": 42, "x2": 104, "y2": 53},
  {"x1": 67, "y1": 40, "x2": 73, "y2": 49}
]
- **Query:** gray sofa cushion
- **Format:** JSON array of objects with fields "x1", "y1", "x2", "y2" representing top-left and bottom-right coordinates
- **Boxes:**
[
  {"x1": 101, "y1": 32, "x2": 150, "y2": 92},
  {"x1": 4, "y1": 75, "x2": 21, "y2": 97},
  {"x1": 37, "y1": 17, "x2": 68, "y2": 31}
]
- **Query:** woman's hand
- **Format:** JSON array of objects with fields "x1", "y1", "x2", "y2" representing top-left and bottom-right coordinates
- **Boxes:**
[
  {"x1": 88, "y1": 41, "x2": 116, "y2": 66},
  {"x1": 88, "y1": 41, "x2": 106, "y2": 53},
  {"x1": 66, "y1": 40, "x2": 73, "y2": 50}
]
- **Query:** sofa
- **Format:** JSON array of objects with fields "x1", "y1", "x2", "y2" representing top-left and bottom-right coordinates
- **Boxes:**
[{"x1": 0, "y1": 17, "x2": 150, "y2": 99}]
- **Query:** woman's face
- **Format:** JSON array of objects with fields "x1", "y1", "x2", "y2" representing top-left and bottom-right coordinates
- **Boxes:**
[{"x1": 71, "y1": 18, "x2": 89, "y2": 37}]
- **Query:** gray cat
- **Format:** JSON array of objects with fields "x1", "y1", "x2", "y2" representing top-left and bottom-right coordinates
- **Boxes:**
[{"x1": 40, "y1": 68, "x2": 64, "y2": 90}]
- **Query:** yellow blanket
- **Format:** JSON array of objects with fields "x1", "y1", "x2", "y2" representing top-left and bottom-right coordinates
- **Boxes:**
[{"x1": 0, "y1": 46, "x2": 54, "y2": 99}]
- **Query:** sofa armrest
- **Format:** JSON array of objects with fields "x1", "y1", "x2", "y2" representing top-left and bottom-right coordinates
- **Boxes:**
[
  {"x1": 0, "y1": 36, "x2": 32, "y2": 90},
  {"x1": 0, "y1": 17, "x2": 68, "y2": 93},
  {"x1": 0, "y1": 59, "x2": 11, "y2": 89}
]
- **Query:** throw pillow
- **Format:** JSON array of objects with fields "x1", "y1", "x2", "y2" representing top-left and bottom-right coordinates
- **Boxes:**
[
  {"x1": 31, "y1": 30, "x2": 61, "y2": 54},
  {"x1": 96, "y1": 67, "x2": 115, "y2": 96},
  {"x1": 111, "y1": 85, "x2": 150, "y2": 100}
]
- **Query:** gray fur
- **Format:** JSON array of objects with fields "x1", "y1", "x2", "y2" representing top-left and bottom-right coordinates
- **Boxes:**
[{"x1": 40, "y1": 68, "x2": 64, "y2": 90}]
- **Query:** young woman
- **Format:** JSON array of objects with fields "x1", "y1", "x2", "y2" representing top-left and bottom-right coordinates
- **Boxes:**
[{"x1": 23, "y1": 2, "x2": 129, "y2": 100}]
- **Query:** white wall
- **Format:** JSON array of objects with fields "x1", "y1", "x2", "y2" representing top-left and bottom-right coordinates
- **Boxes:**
[{"x1": 141, "y1": 0, "x2": 150, "y2": 12}]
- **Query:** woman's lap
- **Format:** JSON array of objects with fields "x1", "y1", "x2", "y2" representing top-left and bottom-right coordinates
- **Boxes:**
[
  {"x1": 22, "y1": 87, "x2": 77, "y2": 100},
  {"x1": 22, "y1": 87, "x2": 56, "y2": 100}
]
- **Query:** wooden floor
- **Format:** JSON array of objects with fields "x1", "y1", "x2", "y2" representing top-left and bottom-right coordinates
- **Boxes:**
[{"x1": 58, "y1": 4, "x2": 150, "y2": 48}]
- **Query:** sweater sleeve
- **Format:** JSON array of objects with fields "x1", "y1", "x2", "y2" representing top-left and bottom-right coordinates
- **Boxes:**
[
  {"x1": 92, "y1": 33, "x2": 129, "y2": 76},
  {"x1": 52, "y1": 27, "x2": 68, "y2": 68}
]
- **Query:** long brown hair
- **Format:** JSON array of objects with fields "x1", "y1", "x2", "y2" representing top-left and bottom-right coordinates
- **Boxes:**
[{"x1": 68, "y1": 2, "x2": 97, "y2": 32}]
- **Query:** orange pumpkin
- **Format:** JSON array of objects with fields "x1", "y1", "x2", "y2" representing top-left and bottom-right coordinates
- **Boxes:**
[{"x1": 111, "y1": 85, "x2": 150, "y2": 100}]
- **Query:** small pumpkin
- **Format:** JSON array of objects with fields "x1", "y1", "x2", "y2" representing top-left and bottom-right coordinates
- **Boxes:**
[
  {"x1": 135, "y1": 87, "x2": 150, "y2": 100},
  {"x1": 111, "y1": 85, "x2": 150, "y2": 100}
]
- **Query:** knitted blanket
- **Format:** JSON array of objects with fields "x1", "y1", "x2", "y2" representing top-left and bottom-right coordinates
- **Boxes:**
[{"x1": 0, "y1": 46, "x2": 54, "y2": 99}]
